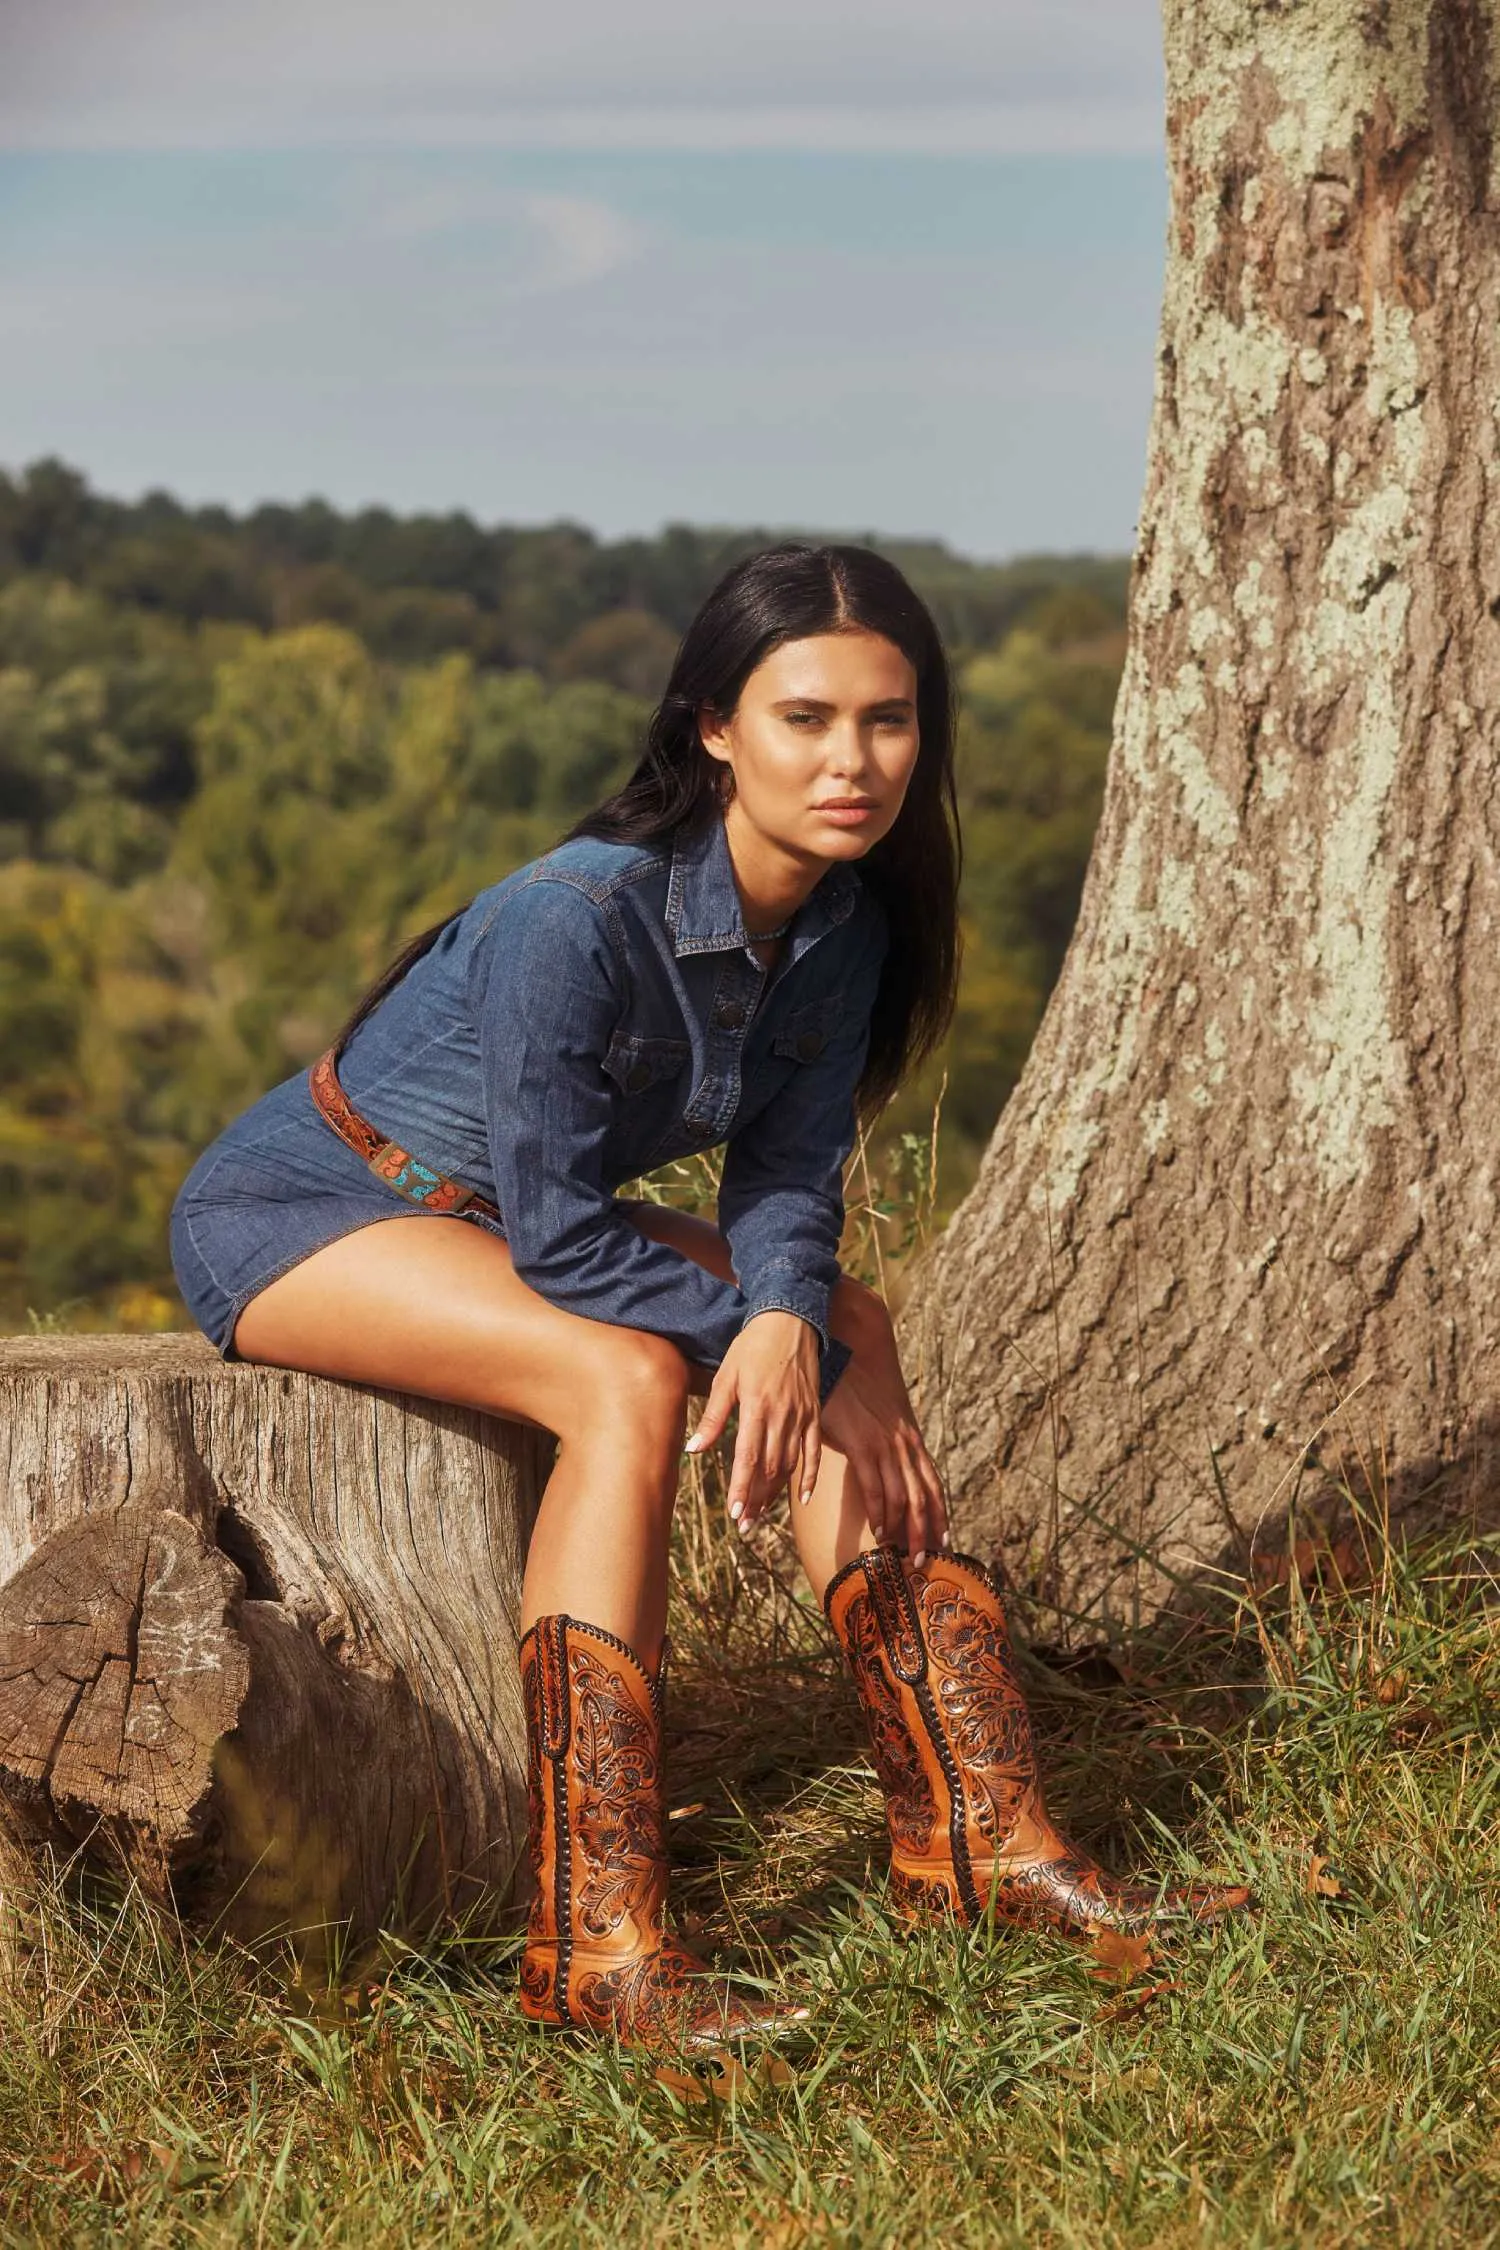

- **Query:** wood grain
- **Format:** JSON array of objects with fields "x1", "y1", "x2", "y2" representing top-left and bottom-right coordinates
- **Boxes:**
[{"x1": 0, "y1": 1335, "x2": 553, "y2": 1959}]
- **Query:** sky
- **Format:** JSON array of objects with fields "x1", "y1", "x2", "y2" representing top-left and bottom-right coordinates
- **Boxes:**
[{"x1": 0, "y1": 0, "x2": 1169, "y2": 559}]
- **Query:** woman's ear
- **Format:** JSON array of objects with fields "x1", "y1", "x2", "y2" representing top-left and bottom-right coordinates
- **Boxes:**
[{"x1": 696, "y1": 703, "x2": 734, "y2": 768}]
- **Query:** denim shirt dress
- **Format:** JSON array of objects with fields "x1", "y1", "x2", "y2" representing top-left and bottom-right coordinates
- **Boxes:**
[{"x1": 171, "y1": 810, "x2": 888, "y2": 1399}]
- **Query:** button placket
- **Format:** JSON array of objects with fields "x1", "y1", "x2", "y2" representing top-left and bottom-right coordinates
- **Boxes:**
[{"x1": 685, "y1": 957, "x2": 762, "y2": 1138}]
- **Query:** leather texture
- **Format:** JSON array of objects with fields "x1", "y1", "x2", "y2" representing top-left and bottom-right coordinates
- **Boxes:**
[
  {"x1": 309, "y1": 1047, "x2": 502, "y2": 1220},
  {"x1": 826, "y1": 1547, "x2": 1251, "y2": 1935},
  {"x1": 518, "y1": 1612, "x2": 800, "y2": 2048}
]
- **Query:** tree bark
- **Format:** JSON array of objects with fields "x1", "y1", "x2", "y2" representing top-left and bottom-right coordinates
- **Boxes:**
[
  {"x1": 905, "y1": 1, "x2": 1500, "y2": 1623},
  {"x1": 0, "y1": 1336, "x2": 552, "y2": 1964}
]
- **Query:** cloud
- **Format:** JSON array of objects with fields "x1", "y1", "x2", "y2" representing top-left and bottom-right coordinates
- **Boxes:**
[
  {"x1": 1, "y1": 0, "x2": 1163, "y2": 154},
  {"x1": 519, "y1": 193, "x2": 647, "y2": 290},
  {"x1": 353, "y1": 176, "x2": 646, "y2": 288}
]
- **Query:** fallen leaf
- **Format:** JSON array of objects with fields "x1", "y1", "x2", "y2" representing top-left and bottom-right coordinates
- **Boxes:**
[
  {"x1": 668, "y1": 1802, "x2": 706, "y2": 1823},
  {"x1": 1374, "y1": 1667, "x2": 1409, "y2": 1706},
  {"x1": 1097, "y1": 1977, "x2": 1183, "y2": 2026},
  {"x1": 1088, "y1": 1929, "x2": 1153, "y2": 1985},
  {"x1": 1252, "y1": 1534, "x2": 1368, "y2": 1595},
  {"x1": 1307, "y1": 1854, "x2": 1343, "y2": 1899},
  {"x1": 707, "y1": 2056, "x2": 752, "y2": 2101},
  {"x1": 756, "y1": 2052, "x2": 797, "y2": 2089},
  {"x1": 54, "y1": 2150, "x2": 107, "y2": 2192},
  {"x1": 652, "y1": 2064, "x2": 708, "y2": 2105}
]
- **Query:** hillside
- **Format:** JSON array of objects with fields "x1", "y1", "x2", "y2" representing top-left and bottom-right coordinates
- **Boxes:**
[{"x1": 0, "y1": 459, "x2": 1125, "y2": 1328}]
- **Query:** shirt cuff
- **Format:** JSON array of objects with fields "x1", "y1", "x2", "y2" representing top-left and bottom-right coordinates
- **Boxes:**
[{"x1": 742, "y1": 1268, "x2": 832, "y2": 1343}]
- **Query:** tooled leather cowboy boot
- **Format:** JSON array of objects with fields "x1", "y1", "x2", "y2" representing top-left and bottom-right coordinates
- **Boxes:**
[
  {"x1": 518, "y1": 1613, "x2": 804, "y2": 2049},
  {"x1": 826, "y1": 1546, "x2": 1251, "y2": 1935}
]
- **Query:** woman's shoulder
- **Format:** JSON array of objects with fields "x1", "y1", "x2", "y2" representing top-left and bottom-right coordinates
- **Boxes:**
[
  {"x1": 464, "y1": 833, "x2": 669, "y2": 941},
  {"x1": 524, "y1": 832, "x2": 670, "y2": 899}
]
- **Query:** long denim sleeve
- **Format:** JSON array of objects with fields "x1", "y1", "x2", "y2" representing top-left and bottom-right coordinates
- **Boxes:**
[
  {"x1": 469, "y1": 872, "x2": 757, "y2": 1370},
  {"x1": 717, "y1": 917, "x2": 887, "y2": 1375}
]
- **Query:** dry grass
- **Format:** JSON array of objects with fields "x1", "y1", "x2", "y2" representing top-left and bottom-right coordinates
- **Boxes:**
[{"x1": 1, "y1": 1450, "x2": 1497, "y2": 2247}]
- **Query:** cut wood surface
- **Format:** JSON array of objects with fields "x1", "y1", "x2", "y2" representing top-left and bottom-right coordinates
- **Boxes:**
[{"x1": 0, "y1": 1334, "x2": 553, "y2": 1960}]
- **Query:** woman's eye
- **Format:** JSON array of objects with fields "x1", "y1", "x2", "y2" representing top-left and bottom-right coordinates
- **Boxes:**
[
  {"x1": 784, "y1": 710, "x2": 821, "y2": 727},
  {"x1": 874, "y1": 713, "x2": 910, "y2": 728}
]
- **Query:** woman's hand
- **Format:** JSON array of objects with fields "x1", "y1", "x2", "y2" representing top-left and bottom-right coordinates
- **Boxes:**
[
  {"x1": 820, "y1": 1362, "x2": 949, "y2": 1564},
  {"x1": 685, "y1": 1310, "x2": 822, "y2": 1533}
]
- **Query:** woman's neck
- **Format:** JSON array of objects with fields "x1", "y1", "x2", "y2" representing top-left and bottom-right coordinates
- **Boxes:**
[{"x1": 722, "y1": 802, "x2": 824, "y2": 937}]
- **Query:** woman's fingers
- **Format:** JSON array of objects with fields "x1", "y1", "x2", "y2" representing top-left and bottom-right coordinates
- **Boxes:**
[
  {"x1": 725, "y1": 1410, "x2": 765, "y2": 1522},
  {"x1": 686, "y1": 1365, "x2": 737, "y2": 1457},
  {"x1": 854, "y1": 1443, "x2": 895, "y2": 1545},
  {"x1": 893, "y1": 1438, "x2": 927, "y2": 1563},
  {"x1": 796, "y1": 1418, "x2": 822, "y2": 1508},
  {"x1": 921, "y1": 1452, "x2": 951, "y2": 1552},
  {"x1": 896, "y1": 1445, "x2": 930, "y2": 1563}
]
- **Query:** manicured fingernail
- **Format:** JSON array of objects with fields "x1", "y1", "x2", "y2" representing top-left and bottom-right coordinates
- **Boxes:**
[
  {"x1": 914, "y1": 1550, "x2": 928, "y2": 1569},
  {"x1": 684, "y1": 1435, "x2": 705, "y2": 1455},
  {"x1": 728, "y1": 1500, "x2": 742, "y2": 1523},
  {"x1": 800, "y1": 1486, "x2": 815, "y2": 1507},
  {"x1": 940, "y1": 1529, "x2": 952, "y2": 1549}
]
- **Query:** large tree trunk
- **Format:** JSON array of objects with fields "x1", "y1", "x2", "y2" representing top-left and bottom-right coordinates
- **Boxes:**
[
  {"x1": 0, "y1": 1337, "x2": 552, "y2": 1966},
  {"x1": 906, "y1": 1, "x2": 1500, "y2": 1622}
]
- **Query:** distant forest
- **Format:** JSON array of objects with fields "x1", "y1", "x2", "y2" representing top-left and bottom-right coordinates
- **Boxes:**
[{"x1": 0, "y1": 457, "x2": 1127, "y2": 1329}]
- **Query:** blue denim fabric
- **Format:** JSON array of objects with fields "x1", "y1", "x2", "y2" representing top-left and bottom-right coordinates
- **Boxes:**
[{"x1": 179, "y1": 810, "x2": 886, "y2": 1397}]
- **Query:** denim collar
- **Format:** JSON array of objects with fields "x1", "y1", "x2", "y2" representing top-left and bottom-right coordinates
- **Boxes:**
[{"x1": 665, "y1": 810, "x2": 859, "y2": 961}]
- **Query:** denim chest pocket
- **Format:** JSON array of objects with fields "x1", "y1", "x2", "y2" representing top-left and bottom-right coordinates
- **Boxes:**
[
  {"x1": 602, "y1": 1030, "x2": 691, "y2": 1097},
  {"x1": 770, "y1": 994, "x2": 842, "y2": 1065}
]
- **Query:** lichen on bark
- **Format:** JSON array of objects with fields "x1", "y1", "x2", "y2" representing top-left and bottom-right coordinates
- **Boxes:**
[{"x1": 906, "y1": 0, "x2": 1500, "y2": 1623}]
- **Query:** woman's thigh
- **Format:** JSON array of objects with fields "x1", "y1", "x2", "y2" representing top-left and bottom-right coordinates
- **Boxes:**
[
  {"x1": 231, "y1": 1198, "x2": 891, "y2": 1433},
  {"x1": 230, "y1": 1213, "x2": 691, "y2": 1434}
]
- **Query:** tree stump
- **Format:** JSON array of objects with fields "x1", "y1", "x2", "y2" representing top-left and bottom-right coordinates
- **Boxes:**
[{"x1": 0, "y1": 1335, "x2": 553, "y2": 1963}]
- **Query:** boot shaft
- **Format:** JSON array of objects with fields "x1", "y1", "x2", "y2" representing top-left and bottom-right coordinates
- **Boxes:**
[
  {"x1": 520, "y1": 1614, "x2": 672, "y2": 1959},
  {"x1": 825, "y1": 1547, "x2": 1041, "y2": 1908}
]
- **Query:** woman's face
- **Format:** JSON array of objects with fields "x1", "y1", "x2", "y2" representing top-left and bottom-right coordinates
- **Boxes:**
[{"x1": 698, "y1": 628, "x2": 921, "y2": 868}]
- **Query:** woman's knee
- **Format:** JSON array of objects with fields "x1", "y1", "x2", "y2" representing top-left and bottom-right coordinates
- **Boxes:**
[{"x1": 571, "y1": 1326, "x2": 692, "y2": 1445}]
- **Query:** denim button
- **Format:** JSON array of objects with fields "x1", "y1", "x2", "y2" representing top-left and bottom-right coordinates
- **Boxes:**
[
  {"x1": 796, "y1": 1030, "x2": 825, "y2": 1059},
  {"x1": 715, "y1": 999, "x2": 747, "y2": 1031},
  {"x1": 625, "y1": 1061, "x2": 654, "y2": 1092}
]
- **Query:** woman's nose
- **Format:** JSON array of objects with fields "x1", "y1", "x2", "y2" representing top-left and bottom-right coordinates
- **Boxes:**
[{"x1": 826, "y1": 720, "x2": 871, "y2": 772}]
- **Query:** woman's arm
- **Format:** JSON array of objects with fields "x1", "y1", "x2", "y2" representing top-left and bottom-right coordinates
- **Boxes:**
[
  {"x1": 691, "y1": 911, "x2": 939, "y2": 1536},
  {"x1": 715, "y1": 909, "x2": 888, "y2": 1375},
  {"x1": 470, "y1": 873, "x2": 755, "y2": 1363}
]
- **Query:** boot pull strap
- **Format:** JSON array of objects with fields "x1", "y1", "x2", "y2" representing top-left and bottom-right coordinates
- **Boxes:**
[
  {"x1": 863, "y1": 1551, "x2": 926, "y2": 1685},
  {"x1": 536, "y1": 1614, "x2": 571, "y2": 1759}
]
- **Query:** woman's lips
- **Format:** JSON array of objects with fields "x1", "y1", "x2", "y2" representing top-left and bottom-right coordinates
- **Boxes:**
[{"x1": 816, "y1": 800, "x2": 879, "y2": 826}]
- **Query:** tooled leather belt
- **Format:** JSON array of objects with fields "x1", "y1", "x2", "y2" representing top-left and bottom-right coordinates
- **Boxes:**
[{"x1": 308, "y1": 1046, "x2": 502, "y2": 1222}]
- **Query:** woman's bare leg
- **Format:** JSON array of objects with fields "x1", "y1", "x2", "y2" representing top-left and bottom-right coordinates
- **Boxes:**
[
  {"x1": 232, "y1": 1216, "x2": 689, "y2": 1664},
  {"x1": 625, "y1": 1205, "x2": 912, "y2": 1603}
]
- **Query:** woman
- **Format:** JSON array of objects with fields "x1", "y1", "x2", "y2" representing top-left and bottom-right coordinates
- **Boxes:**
[{"x1": 172, "y1": 545, "x2": 1246, "y2": 2051}]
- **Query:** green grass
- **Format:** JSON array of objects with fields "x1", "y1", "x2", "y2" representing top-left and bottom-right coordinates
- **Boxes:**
[{"x1": 1, "y1": 1462, "x2": 1497, "y2": 2249}]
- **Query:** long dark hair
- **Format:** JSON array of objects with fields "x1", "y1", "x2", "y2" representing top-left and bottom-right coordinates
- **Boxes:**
[{"x1": 334, "y1": 543, "x2": 961, "y2": 1113}]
